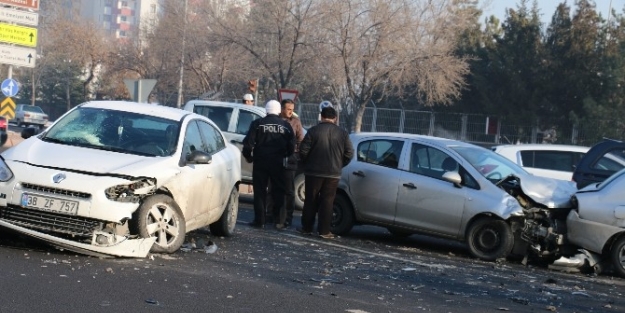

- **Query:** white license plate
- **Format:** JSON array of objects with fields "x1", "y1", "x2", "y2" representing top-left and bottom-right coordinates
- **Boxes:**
[{"x1": 21, "y1": 193, "x2": 79, "y2": 215}]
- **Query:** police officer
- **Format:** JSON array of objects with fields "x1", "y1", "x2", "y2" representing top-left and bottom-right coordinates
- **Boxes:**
[{"x1": 242, "y1": 100, "x2": 295, "y2": 229}]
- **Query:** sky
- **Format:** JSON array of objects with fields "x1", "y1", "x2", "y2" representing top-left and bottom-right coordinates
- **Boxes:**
[{"x1": 481, "y1": 0, "x2": 624, "y2": 25}]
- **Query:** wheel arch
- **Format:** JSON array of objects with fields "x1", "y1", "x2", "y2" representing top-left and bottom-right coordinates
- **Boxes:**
[{"x1": 603, "y1": 231, "x2": 625, "y2": 256}]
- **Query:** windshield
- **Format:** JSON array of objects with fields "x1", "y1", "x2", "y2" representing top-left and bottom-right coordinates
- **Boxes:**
[
  {"x1": 451, "y1": 145, "x2": 529, "y2": 182},
  {"x1": 597, "y1": 167, "x2": 625, "y2": 189},
  {"x1": 42, "y1": 107, "x2": 180, "y2": 157}
]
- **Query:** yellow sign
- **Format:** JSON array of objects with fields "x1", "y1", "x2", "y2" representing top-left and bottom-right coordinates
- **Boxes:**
[
  {"x1": 1, "y1": 97, "x2": 15, "y2": 119},
  {"x1": 0, "y1": 22, "x2": 37, "y2": 47}
]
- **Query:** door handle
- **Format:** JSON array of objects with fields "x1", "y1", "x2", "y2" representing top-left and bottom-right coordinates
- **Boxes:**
[
  {"x1": 352, "y1": 171, "x2": 365, "y2": 177},
  {"x1": 402, "y1": 183, "x2": 417, "y2": 189}
]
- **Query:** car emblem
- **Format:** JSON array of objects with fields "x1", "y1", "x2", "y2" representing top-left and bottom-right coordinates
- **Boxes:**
[{"x1": 52, "y1": 173, "x2": 66, "y2": 184}]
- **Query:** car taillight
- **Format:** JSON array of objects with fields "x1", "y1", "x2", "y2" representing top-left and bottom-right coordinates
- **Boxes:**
[
  {"x1": 24, "y1": 113, "x2": 30, "y2": 117},
  {"x1": 0, "y1": 119, "x2": 6, "y2": 129}
]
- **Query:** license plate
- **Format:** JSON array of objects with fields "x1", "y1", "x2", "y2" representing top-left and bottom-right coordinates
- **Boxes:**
[{"x1": 21, "y1": 193, "x2": 79, "y2": 215}]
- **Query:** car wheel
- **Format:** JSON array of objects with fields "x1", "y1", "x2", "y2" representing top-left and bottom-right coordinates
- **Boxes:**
[
  {"x1": 466, "y1": 217, "x2": 514, "y2": 261},
  {"x1": 387, "y1": 228, "x2": 413, "y2": 238},
  {"x1": 294, "y1": 173, "x2": 305, "y2": 211},
  {"x1": 16, "y1": 119, "x2": 22, "y2": 127},
  {"x1": 210, "y1": 187, "x2": 239, "y2": 237},
  {"x1": 331, "y1": 194, "x2": 354, "y2": 235},
  {"x1": 610, "y1": 236, "x2": 625, "y2": 278},
  {"x1": 131, "y1": 194, "x2": 186, "y2": 254}
]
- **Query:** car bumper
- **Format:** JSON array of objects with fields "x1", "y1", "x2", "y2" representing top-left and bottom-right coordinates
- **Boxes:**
[
  {"x1": 0, "y1": 217, "x2": 155, "y2": 257},
  {"x1": 566, "y1": 210, "x2": 623, "y2": 254}
]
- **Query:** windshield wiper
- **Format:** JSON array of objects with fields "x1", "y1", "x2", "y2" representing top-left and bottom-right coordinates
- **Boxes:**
[{"x1": 41, "y1": 137, "x2": 68, "y2": 145}]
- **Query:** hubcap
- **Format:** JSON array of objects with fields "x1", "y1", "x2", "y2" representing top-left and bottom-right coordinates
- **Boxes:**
[{"x1": 478, "y1": 227, "x2": 499, "y2": 251}]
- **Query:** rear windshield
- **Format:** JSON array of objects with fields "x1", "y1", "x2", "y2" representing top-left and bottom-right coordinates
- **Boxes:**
[{"x1": 23, "y1": 105, "x2": 44, "y2": 113}]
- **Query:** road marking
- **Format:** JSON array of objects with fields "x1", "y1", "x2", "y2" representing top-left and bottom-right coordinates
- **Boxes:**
[{"x1": 282, "y1": 232, "x2": 456, "y2": 270}]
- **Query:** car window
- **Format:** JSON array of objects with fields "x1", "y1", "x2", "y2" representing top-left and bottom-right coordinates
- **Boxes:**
[
  {"x1": 520, "y1": 150, "x2": 580, "y2": 172},
  {"x1": 182, "y1": 121, "x2": 206, "y2": 157},
  {"x1": 451, "y1": 145, "x2": 528, "y2": 182},
  {"x1": 192, "y1": 106, "x2": 233, "y2": 131},
  {"x1": 356, "y1": 139, "x2": 403, "y2": 169},
  {"x1": 197, "y1": 120, "x2": 225, "y2": 154},
  {"x1": 236, "y1": 110, "x2": 262, "y2": 135},
  {"x1": 23, "y1": 105, "x2": 44, "y2": 113},
  {"x1": 590, "y1": 149, "x2": 625, "y2": 172}
]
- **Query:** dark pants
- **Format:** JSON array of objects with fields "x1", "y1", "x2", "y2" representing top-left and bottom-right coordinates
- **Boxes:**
[
  {"x1": 252, "y1": 159, "x2": 286, "y2": 225},
  {"x1": 266, "y1": 169, "x2": 296, "y2": 225},
  {"x1": 301, "y1": 175, "x2": 339, "y2": 235}
]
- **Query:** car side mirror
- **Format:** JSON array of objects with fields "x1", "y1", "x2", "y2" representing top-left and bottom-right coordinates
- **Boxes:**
[
  {"x1": 186, "y1": 150, "x2": 212, "y2": 165},
  {"x1": 21, "y1": 126, "x2": 38, "y2": 139},
  {"x1": 442, "y1": 171, "x2": 462, "y2": 187}
]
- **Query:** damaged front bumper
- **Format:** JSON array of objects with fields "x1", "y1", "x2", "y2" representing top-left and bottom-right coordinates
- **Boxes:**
[{"x1": 0, "y1": 218, "x2": 156, "y2": 258}]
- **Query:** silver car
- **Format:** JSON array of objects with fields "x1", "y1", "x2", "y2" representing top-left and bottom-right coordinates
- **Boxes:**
[
  {"x1": 13, "y1": 104, "x2": 49, "y2": 128},
  {"x1": 333, "y1": 133, "x2": 577, "y2": 261},
  {"x1": 567, "y1": 169, "x2": 625, "y2": 277}
]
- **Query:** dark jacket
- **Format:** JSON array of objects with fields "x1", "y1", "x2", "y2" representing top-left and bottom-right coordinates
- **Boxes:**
[
  {"x1": 242, "y1": 114, "x2": 294, "y2": 163},
  {"x1": 299, "y1": 121, "x2": 354, "y2": 178}
]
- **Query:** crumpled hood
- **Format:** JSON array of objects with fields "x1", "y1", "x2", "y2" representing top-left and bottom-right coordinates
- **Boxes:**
[
  {"x1": 518, "y1": 174, "x2": 577, "y2": 208},
  {"x1": 3, "y1": 137, "x2": 178, "y2": 179}
]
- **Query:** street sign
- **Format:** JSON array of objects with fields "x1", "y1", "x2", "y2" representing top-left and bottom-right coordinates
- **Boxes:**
[
  {"x1": 0, "y1": 45, "x2": 35, "y2": 68},
  {"x1": 0, "y1": 7, "x2": 38, "y2": 26},
  {"x1": 278, "y1": 89, "x2": 299, "y2": 102},
  {"x1": 0, "y1": 96, "x2": 15, "y2": 119},
  {"x1": 0, "y1": 22, "x2": 37, "y2": 47},
  {"x1": 1, "y1": 78, "x2": 18, "y2": 97},
  {"x1": 124, "y1": 79, "x2": 157, "y2": 103},
  {"x1": 0, "y1": 0, "x2": 39, "y2": 11}
]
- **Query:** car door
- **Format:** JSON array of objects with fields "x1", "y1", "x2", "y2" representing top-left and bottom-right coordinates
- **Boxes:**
[
  {"x1": 394, "y1": 142, "x2": 466, "y2": 237},
  {"x1": 196, "y1": 120, "x2": 231, "y2": 209},
  {"x1": 347, "y1": 138, "x2": 405, "y2": 223},
  {"x1": 231, "y1": 108, "x2": 263, "y2": 183},
  {"x1": 574, "y1": 140, "x2": 625, "y2": 188},
  {"x1": 178, "y1": 120, "x2": 220, "y2": 228}
]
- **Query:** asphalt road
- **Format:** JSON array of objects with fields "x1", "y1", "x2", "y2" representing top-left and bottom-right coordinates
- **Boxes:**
[
  {"x1": 0, "y1": 128, "x2": 624, "y2": 312},
  {"x1": 0, "y1": 197, "x2": 623, "y2": 312}
]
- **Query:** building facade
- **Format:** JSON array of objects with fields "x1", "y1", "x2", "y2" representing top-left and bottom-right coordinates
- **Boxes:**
[{"x1": 78, "y1": 0, "x2": 162, "y2": 40}]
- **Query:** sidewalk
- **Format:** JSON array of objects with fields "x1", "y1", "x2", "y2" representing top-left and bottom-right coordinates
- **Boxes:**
[{"x1": 3, "y1": 131, "x2": 23, "y2": 149}]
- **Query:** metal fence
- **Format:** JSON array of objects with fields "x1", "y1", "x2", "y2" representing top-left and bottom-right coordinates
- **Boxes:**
[{"x1": 296, "y1": 103, "x2": 616, "y2": 147}]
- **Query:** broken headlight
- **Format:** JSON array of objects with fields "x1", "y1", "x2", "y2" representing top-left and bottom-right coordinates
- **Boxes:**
[{"x1": 105, "y1": 178, "x2": 156, "y2": 203}]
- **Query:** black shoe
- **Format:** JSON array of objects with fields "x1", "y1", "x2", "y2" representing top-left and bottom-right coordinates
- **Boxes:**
[
  {"x1": 248, "y1": 221, "x2": 264, "y2": 229},
  {"x1": 296, "y1": 227, "x2": 312, "y2": 235}
]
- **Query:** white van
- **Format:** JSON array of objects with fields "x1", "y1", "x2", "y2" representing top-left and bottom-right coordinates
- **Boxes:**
[{"x1": 492, "y1": 144, "x2": 589, "y2": 181}]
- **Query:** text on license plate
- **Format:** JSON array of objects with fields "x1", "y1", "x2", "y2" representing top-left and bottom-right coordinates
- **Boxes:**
[{"x1": 21, "y1": 193, "x2": 79, "y2": 215}]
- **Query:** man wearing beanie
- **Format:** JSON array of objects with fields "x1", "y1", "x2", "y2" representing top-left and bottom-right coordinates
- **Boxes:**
[{"x1": 242, "y1": 100, "x2": 295, "y2": 229}]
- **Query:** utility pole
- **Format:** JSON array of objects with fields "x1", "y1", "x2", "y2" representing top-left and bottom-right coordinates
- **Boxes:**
[{"x1": 176, "y1": 0, "x2": 188, "y2": 108}]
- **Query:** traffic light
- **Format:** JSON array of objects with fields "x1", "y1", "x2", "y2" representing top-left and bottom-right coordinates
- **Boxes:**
[{"x1": 248, "y1": 79, "x2": 257, "y2": 93}]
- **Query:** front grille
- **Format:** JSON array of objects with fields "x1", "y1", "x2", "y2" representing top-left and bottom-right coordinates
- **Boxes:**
[
  {"x1": 21, "y1": 183, "x2": 92, "y2": 199},
  {"x1": 0, "y1": 205, "x2": 101, "y2": 237}
]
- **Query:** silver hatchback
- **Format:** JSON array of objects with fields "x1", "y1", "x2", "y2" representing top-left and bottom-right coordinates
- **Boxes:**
[
  {"x1": 333, "y1": 132, "x2": 577, "y2": 261},
  {"x1": 13, "y1": 104, "x2": 49, "y2": 128}
]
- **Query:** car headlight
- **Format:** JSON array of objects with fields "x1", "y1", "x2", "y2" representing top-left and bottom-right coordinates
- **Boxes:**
[
  {"x1": 105, "y1": 177, "x2": 156, "y2": 203},
  {"x1": 0, "y1": 158, "x2": 14, "y2": 182}
]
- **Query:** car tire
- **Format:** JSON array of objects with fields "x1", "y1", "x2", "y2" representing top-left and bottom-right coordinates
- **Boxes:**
[
  {"x1": 331, "y1": 194, "x2": 354, "y2": 235},
  {"x1": 294, "y1": 173, "x2": 305, "y2": 211},
  {"x1": 16, "y1": 119, "x2": 22, "y2": 127},
  {"x1": 209, "y1": 187, "x2": 239, "y2": 237},
  {"x1": 610, "y1": 236, "x2": 625, "y2": 278},
  {"x1": 387, "y1": 228, "x2": 413, "y2": 238},
  {"x1": 466, "y1": 217, "x2": 514, "y2": 261},
  {"x1": 131, "y1": 194, "x2": 186, "y2": 254}
]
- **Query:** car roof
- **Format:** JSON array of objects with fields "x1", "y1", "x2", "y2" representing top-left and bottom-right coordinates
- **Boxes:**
[
  {"x1": 350, "y1": 132, "x2": 474, "y2": 148},
  {"x1": 492, "y1": 144, "x2": 589, "y2": 152},
  {"x1": 79, "y1": 101, "x2": 192, "y2": 121},
  {"x1": 184, "y1": 100, "x2": 267, "y2": 115}
]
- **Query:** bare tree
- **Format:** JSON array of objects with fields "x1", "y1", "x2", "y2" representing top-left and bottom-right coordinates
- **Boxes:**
[{"x1": 315, "y1": 0, "x2": 472, "y2": 132}]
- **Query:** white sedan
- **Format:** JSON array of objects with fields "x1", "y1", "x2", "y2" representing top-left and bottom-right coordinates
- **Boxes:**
[{"x1": 0, "y1": 101, "x2": 241, "y2": 257}]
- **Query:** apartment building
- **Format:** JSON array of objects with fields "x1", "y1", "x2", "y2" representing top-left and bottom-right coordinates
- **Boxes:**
[{"x1": 77, "y1": 0, "x2": 162, "y2": 40}]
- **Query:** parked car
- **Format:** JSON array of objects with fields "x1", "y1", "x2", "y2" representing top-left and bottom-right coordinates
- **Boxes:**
[
  {"x1": 0, "y1": 116, "x2": 7, "y2": 146},
  {"x1": 567, "y1": 168, "x2": 625, "y2": 277},
  {"x1": 0, "y1": 101, "x2": 241, "y2": 257},
  {"x1": 183, "y1": 100, "x2": 307, "y2": 209},
  {"x1": 492, "y1": 144, "x2": 588, "y2": 181},
  {"x1": 12, "y1": 104, "x2": 49, "y2": 128},
  {"x1": 331, "y1": 132, "x2": 577, "y2": 261},
  {"x1": 572, "y1": 139, "x2": 625, "y2": 189}
]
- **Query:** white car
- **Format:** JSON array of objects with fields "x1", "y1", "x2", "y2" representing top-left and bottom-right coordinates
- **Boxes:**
[
  {"x1": 0, "y1": 101, "x2": 241, "y2": 257},
  {"x1": 492, "y1": 144, "x2": 588, "y2": 181},
  {"x1": 12, "y1": 104, "x2": 49, "y2": 128}
]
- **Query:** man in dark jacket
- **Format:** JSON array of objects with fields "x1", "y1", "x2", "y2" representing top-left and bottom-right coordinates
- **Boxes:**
[
  {"x1": 242, "y1": 100, "x2": 295, "y2": 229},
  {"x1": 298, "y1": 106, "x2": 353, "y2": 238}
]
